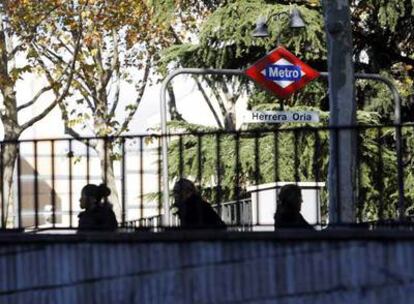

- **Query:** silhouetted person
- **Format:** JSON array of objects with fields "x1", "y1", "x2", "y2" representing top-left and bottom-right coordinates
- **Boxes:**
[
  {"x1": 172, "y1": 178, "x2": 226, "y2": 229},
  {"x1": 78, "y1": 183, "x2": 118, "y2": 231},
  {"x1": 274, "y1": 184, "x2": 313, "y2": 230}
]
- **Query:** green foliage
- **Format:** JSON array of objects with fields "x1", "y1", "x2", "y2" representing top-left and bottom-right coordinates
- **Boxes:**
[
  {"x1": 403, "y1": 125, "x2": 414, "y2": 214},
  {"x1": 356, "y1": 77, "x2": 395, "y2": 122},
  {"x1": 161, "y1": 0, "x2": 414, "y2": 222},
  {"x1": 162, "y1": 0, "x2": 326, "y2": 70},
  {"x1": 248, "y1": 80, "x2": 328, "y2": 110},
  {"x1": 377, "y1": 0, "x2": 407, "y2": 31},
  {"x1": 352, "y1": 0, "x2": 414, "y2": 119},
  {"x1": 167, "y1": 109, "x2": 409, "y2": 222},
  {"x1": 161, "y1": 0, "x2": 329, "y2": 130}
]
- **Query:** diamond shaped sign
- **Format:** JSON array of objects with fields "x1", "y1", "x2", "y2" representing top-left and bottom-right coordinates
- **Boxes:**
[{"x1": 245, "y1": 46, "x2": 320, "y2": 98}]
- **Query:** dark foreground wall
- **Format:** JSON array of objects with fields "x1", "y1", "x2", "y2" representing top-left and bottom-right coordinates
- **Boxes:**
[{"x1": 1, "y1": 230, "x2": 414, "y2": 304}]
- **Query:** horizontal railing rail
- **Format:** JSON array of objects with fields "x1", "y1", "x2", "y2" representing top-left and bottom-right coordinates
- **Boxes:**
[{"x1": 0, "y1": 123, "x2": 411, "y2": 232}]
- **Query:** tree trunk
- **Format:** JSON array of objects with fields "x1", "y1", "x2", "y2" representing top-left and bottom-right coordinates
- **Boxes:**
[
  {"x1": 1, "y1": 85, "x2": 21, "y2": 228},
  {"x1": 95, "y1": 140, "x2": 121, "y2": 220},
  {"x1": 91, "y1": 84, "x2": 122, "y2": 220},
  {"x1": 167, "y1": 86, "x2": 184, "y2": 121},
  {"x1": 224, "y1": 107, "x2": 236, "y2": 131},
  {"x1": 1, "y1": 143, "x2": 18, "y2": 227},
  {"x1": 224, "y1": 99, "x2": 237, "y2": 131}
]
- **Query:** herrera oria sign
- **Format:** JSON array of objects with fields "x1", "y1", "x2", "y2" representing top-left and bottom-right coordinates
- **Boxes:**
[
  {"x1": 245, "y1": 47, "x2": 320, "y2": 98},
  {"x1": 244, "y1": 111, "x2": 320, "y2": 123}
]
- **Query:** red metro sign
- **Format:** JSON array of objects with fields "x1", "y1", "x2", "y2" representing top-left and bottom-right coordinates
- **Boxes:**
[{"x1": 245, "y1": 46, "x2": 320, "y2": 98}]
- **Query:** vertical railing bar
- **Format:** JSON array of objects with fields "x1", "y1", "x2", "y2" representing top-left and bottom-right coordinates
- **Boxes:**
[
  {"x1": 356, "y1": 127, "x2": 363, "y2": 223},
  {"x1": 121, "y1": 138, "x2": 126, "y2": 226},
  {"x1": 34, "y1": 141, "x2": 39, "y2": 229},
  {"x1": 104, "y1": 137, "x2": 108, "y2": 186},
  {"x1": 0, "y1": 143, "x2": 4, "y2": 228},
  {"x1": 86, "y1": 139, "x2": 90, "y2": 184},
  {"x1": 139, "y1": 136, "x2": 144, "y2": 221},
  {"x1": 294, "y1": 130, "x2": 300, "y2": 183},
  {"x1": 313, "y1": 129, "x2": 321, "y2": 226},
  {"x1": 216, "y1": 133, "x2": 222, "y2": 217},
  {"x1": 51, "y1": 140, "x2": 56, "y2": 228},
  {"x1": 68, "y1": 139, "x2": 73, "y2": 228},
  {"x1": 273, "y1": 130, "x2": 279, "y2": 182},
  {"x1": 273, "y1": 130, "x2": 279, "y2": 224},
  {"x1": 178, "y1": 135, "x2": 183, "y2": 178},
  {"x1": 196, "y1": 133, "x2": 203, "y2": 228},
  {"x1": 157, "y1": 136, "x2": 162, "y2": 225},
  {"x1": 254, "y1": 132, "x2": 260, "y2": 227},
  {"x1": 396, "y1": 124, "x2": 405, "y2": 219},
  {"x1": 17, "y1": 143, "x2": 22, "y2": 229},
  {"x1": 197, "y1": 134, "x2": 202, "y2": 185},
  {"x1": 235, "y1": 132, "x2": 241, "y2": 226},
  {"x1": 377, "y1": 127, "x2": 384, "y2": 220}
]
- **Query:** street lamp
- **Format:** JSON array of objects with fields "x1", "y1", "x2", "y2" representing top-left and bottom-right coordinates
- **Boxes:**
[{"x1": 252, "y1": 7, "x2": 306, "y2": 38}]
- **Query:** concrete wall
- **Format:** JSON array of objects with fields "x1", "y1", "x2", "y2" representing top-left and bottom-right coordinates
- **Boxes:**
[{"x1": 0, "y1": 231, "x2": 413, "y2": 303}]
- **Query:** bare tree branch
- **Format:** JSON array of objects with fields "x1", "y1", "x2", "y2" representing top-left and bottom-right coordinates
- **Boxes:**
[
  {"x1": 64, "y1": 125, "x2": 98, "y2": 149},
  {"x1": 167, "y1": 85, "x2": 184, "y2": 121},
  {"x1": 89, "y1": 41, "x2": 105, "y2": 81},
  {"x1": 166, "y1": 25, "x2": 223, "y2": 126},
  {"x1": 21, "y1": 22, "x2": 83, "y2": 131},
  {"x1": 220, "y1": 79, "x2": 240, "y2": 108},
  {"x1": 194, "y1": 77, "x2": 223, "y2": 128},
  {"x1": 106, "y1": 31, "x2": 121, "y2": 117},
  {"x1": 104, "y1": 29, "x2": 119, "y2": 88},
  {"x1": 36, "y1": 43, "x2": 68, "y2": 66},
  {"x1": 8, "y1": 43, "x2": 25, "y2": 61},
  {"x1": 16, "y1": 42, "x2": 74, "y2": 113},
  {"x1": 0, "y1": 13, "x2": 9, "y2": 78},
  {"x1": 133, "y1": 56, "x2": 151, "y2": 105},
  {"x1": 30, "y1": 45, "x2": 55, "y2": 88},
  {"x1": 56, "y1": 35, "x2": 75, "y2": 55},
  {"x1": 20, "y1": 97, "x2": 59, "y2": 131},
  {"x1": 72, "y1": 78, "x2": 96, "y2": 111},
  {"x1": 221, "y1": 80, "x2": 232, "y2": 102},
  {"x1": 64, "y1": 125, "x2": 82, "y2": 139},
  {"x1": 16, "y1": 85, "x2": 53, "y2": 112},
  {"x1": 83, "y1": 92, "x2": 95, "y2": 111},
  {"x1": 77, "y1": 62, "x2": 99, "y2": 103},
  {"x1": 203, "y1": 76, "x2": 228, "y2": 118},
  {"x1": 115, "y1": 55, "x2": 151, "y2": 136},
  {"x1": 168, "y1": 25, "x2": 182, "y2": 44},
  {"x1": 109, "y1": 76, "x2": 121, "y2": 116}
]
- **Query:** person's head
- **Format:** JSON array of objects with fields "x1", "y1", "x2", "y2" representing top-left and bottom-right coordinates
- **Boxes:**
[
  {"x1": 278, "y1": 184, "x2": 302, "y2": 213},
  {"x1": 172, "y1": 178, "x2": 197, "y2": 203},
  {"x1": 80, "y1": 183, "x2": 111, "y2": 209}
]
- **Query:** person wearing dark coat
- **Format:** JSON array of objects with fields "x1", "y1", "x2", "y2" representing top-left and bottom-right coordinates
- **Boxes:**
[
  {"x1": 172, "y1": 178, "x2": 226, "y2": 230},
  {"x1": 78, "y1": 183, "x2": 118, "y2": 231},
  {"x1": 274, "y1": 184, "x2": 314, "y2": 230}
]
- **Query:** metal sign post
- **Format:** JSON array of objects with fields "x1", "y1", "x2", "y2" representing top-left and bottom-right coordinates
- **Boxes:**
[{"x1": 323, "y1": 0, "x2": 357, "y2": 224}]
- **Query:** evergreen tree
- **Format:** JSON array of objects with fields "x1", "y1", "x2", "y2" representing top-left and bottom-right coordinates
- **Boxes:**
[{"x1": 163, "y1": 0, "x2": 414, "y2": 221}]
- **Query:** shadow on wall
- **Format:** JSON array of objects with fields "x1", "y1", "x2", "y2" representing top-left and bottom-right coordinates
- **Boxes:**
[{"x1": 19, "y1": 158, "x2": 62, "y2": 227}]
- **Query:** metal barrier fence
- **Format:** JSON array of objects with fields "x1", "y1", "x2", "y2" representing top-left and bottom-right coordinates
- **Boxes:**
[{"x1": 0, "y1": 123, "x2": 412, "y2": 231}]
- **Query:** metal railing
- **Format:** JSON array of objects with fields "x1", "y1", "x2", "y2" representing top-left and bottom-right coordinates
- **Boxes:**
[
  {"x1": 122, "y1": 198, "x2": 252, "y2": 231},
  {"x1": 0, "y1": 123, "x2": 412, "y2": 232}
]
